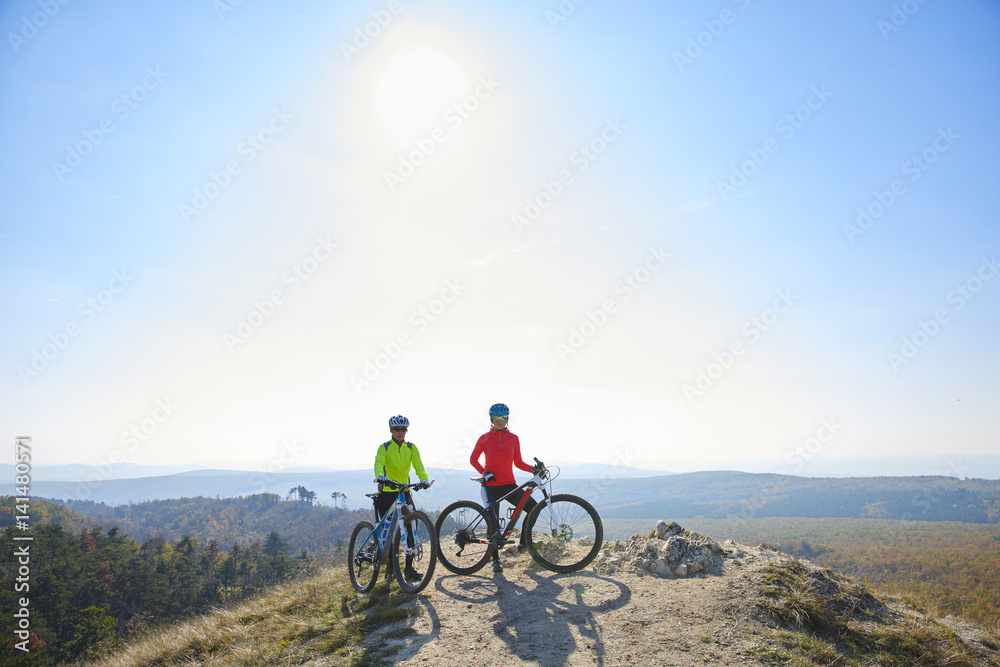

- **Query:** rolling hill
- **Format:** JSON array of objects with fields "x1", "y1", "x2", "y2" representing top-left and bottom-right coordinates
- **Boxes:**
[{"x1": 5, "y1": 469, "x2": 999, "y2": 523}]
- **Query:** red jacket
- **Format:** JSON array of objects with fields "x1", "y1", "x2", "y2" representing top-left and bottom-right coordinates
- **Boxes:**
[{"x1": 470, "y1": 429, "x2": 533, "y2": 486}]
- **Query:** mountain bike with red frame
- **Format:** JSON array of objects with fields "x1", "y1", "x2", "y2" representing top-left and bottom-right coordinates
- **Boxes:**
[{"x1": 434, "y1": 459, "x2": 603, "y2": 574}]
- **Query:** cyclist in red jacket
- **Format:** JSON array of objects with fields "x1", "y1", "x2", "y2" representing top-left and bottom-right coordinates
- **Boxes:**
[{"x1": 469, "y1": 402, "x2": 545, "y2": 573}]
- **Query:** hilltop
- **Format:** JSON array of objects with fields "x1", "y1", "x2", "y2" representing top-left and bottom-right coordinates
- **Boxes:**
[{"x1": 85, "y1": 524, "x2": 1000, "y2": 667}]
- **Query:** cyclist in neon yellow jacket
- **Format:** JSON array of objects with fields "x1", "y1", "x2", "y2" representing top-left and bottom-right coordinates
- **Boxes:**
[
  {"x1": 373, "y1": 414, "x2": 430, "y2": 514},
  {"x1": 372, "y1": 414, "x2": 430, "y2": 581}
]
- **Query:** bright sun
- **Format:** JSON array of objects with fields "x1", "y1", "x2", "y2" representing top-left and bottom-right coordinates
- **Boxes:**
[{"x1": 375, "y1": 48, "x2": 468, "y2": 147}]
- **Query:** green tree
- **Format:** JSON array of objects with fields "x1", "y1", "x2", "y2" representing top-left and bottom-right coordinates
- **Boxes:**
[
  {"x1": 64, "y1": 605, "x2": 117, "y2": 661},
  {"x1": 263, "y1": 531, "x2": 292, "y2": 557}
]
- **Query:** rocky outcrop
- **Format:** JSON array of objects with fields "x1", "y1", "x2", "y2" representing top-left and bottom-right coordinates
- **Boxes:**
[{"x1": 592, "y1": 520, "x2": 726, "y2": 577}]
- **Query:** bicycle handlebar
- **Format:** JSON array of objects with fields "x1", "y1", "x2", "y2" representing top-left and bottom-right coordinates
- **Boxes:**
[
  {"x1": 470, "y1": 459, "x2": 550, "y2": 485},
  {"x1": 373, "y1": 478, "x2": 434, "y2": 491}
]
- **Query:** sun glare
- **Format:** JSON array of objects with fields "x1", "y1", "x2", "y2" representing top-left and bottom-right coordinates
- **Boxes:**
[{"x1": 375, "y1": 48, "x2": 468, "y2": 147}]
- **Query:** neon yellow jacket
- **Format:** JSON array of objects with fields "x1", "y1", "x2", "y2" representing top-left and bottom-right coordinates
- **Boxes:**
[{"x1": 374, "y1": 439, "x2": 428, "y2": 487}]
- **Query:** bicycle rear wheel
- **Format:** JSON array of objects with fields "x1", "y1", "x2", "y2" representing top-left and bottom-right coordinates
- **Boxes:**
[
  {"x1": 391, "y1": 510, "x2": 438, "y2": 594},
  {"x1": 524, "y1": 494, "x2": 603, "y2": 573},
  {"x1": 348, "y1": 520, "x2": 379, "y2": 593},
  {"x1": 434, "y1": 500, "x2": 496, "y2": 575}
]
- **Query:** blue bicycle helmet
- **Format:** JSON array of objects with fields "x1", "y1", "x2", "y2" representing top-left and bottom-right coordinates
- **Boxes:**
[
  {"x1": 388, "y1": 414, "x2": 409, "y2": 428},
  {"x1": 488, "y1": 403, "x2": 509, "y2": 418}
]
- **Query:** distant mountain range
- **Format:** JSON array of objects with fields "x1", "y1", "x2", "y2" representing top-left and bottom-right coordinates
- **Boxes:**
[
  {"x1": 0, "y1": 461, "x2": 674, "y2": 482},
  {"x1": 3, "y1": 462, "x2": 999, "y2": 523},
  {"x1": 0, "y1": 463, "x2": 673, "y2": 510},
  {"x1": 7, "y1": 455, "x2": 998, "y2": 485},
  {"x1": 2, "y1": 463, "x2": 210, "y2": 481}
]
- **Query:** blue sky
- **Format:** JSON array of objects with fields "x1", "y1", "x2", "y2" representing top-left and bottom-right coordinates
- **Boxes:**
[{"x1": 2, "y1": 0, "x2": 998, "y2": 480}]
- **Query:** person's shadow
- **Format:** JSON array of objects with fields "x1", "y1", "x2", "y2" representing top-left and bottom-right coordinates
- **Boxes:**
[{"x1": 433, "y1": 567, "x2": 632, "y2": 666}]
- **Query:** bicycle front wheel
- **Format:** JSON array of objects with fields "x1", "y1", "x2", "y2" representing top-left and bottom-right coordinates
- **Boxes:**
[
  {"x1": 348, "y1": 520, "x2": 379, "y2": 593},
  {"x1": 524, "y1": 494, "x2": 603, "y2": 573},
  {"x1": 391, "y1": 510, "x2": 438, "y2": 594},
  {"x1": 434, "y1": 500, "x2": 497, "y2": 575}
]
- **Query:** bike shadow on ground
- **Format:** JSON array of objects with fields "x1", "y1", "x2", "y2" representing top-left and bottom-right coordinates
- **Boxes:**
[
  {"x1": 350, "y1": 579, "x2": 443, "y2": 666},
  {"x1": 431, "y1": 566, "x2": 632, "y2": 667}
]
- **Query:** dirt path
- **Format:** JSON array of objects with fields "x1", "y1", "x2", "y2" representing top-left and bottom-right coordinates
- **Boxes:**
[{"x1": 359, "y1": 547, "x2": 784, "y2": 666}]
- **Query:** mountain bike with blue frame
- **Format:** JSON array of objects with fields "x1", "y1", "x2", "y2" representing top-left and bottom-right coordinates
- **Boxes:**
[
  {"x1": 348, "y1": 479, "x2": 438, "y2": 594},
  {"x1": 434, "y1": 459, "x2": 603, "y2": 574}
]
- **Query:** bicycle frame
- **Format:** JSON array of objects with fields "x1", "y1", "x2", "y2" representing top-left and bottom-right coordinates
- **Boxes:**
[
  {"x1": 479, "y1": 467, "x2": 552, "y2": 543},
  {"x1": 350, "y1": 479, "x2": 438, "y2": 594},
  {"x1": 365, "y1": 485, "x2": 419, "y2": 565}
]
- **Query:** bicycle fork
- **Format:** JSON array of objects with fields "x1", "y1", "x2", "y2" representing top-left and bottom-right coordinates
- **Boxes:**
[
  {"x1": 399, "y1": 506, "x2": 419, "y2": 556},
  {"x1": 389, "y1": 505, "x2": 419, "y2": 560}
]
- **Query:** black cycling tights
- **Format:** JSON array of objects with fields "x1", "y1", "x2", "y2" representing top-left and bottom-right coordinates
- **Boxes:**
[{"x1": 485, "y1": 483, "x2": 538, "y2": 544}]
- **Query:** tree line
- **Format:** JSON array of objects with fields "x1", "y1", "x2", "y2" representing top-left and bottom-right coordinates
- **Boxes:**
[
  {"x1": 3, "y1": 491, "x2": 374, "y2": 555},
  {"x1": 0, "y1": 492, "x2": 380, "y2": 665},
  {"x1": 0, "y1": 522, "x2": 315, "y2": 665},
  {"x1": 595, "y1": 472, "x2": 1000, "y2": 523}
]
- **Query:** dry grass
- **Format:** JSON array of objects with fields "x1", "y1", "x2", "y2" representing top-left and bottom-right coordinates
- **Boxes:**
[
  {"x1": 78, "y1": 549, "x2": 1000, "y2": 667},
  {"x1": 83, "y1": 566, "x2": 420, "y2": 667},
  {"x1": 758, "y1": 557, "x2": 998, "y2": 667}
]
